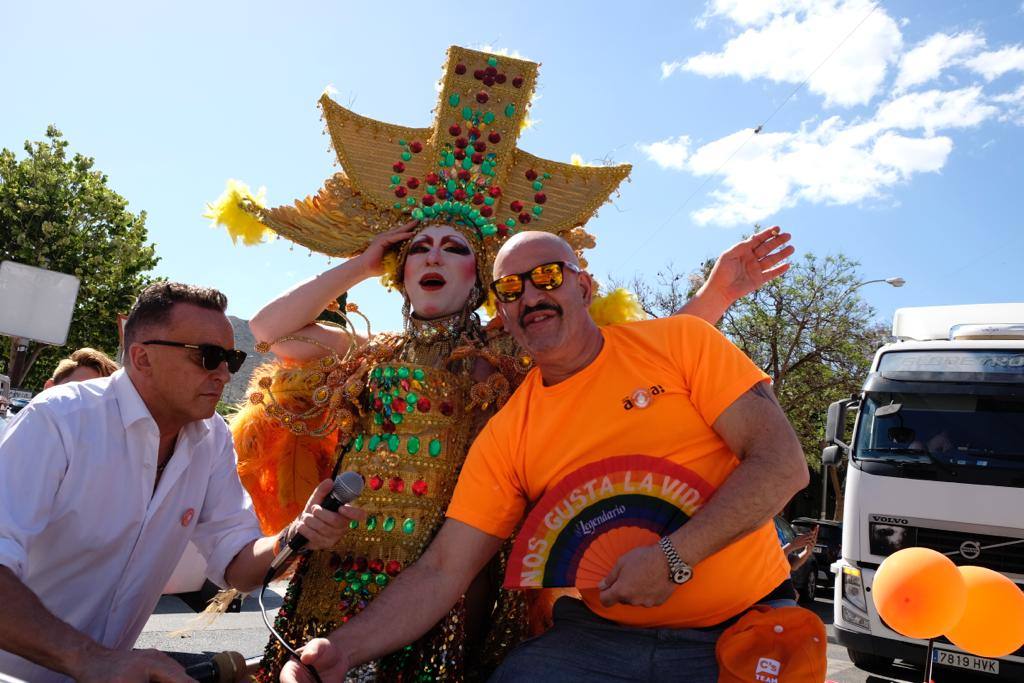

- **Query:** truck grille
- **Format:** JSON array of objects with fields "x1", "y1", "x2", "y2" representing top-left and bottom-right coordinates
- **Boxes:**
[{"x1": 916, "y1": 527, "x2": 1024, "y2": 575}]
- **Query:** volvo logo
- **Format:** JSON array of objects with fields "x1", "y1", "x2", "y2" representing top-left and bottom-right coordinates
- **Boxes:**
[{"x1": 959, "y1": 540, "x2": 981, "y2": 560}]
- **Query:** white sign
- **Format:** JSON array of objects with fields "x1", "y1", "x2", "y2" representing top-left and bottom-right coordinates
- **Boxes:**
[{"x1": 0, "y1": 261, "x2": 80, "y2": 345}]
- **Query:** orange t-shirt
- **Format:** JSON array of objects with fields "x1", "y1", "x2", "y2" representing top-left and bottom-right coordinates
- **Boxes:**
[{"x1": 446, "y1": 314, "x2": 791, "y2": 629}]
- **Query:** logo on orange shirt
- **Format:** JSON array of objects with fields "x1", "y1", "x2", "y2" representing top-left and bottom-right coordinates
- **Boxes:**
[{"x1": 622, "y1": 384, "x2": 665, "y2": 410}]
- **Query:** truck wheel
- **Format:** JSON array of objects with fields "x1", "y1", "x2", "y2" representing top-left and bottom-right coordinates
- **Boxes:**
[{"x1": 847, "y1": 648, "x2": 892, "y2": 671}]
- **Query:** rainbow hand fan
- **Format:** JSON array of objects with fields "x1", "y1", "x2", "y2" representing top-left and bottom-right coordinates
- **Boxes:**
[{"x1": 505, "y1": 455, "x2": 715, "y2": 589}]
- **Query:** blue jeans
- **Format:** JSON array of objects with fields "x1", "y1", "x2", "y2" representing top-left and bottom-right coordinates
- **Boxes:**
[{"x1": 489, "y1": 596, "x2": 797, "y2": 683}]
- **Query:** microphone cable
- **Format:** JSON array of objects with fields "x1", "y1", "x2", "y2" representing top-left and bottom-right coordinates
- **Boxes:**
[{"x1": 260, "y1": 564, "x2": 322, "y2": 683}]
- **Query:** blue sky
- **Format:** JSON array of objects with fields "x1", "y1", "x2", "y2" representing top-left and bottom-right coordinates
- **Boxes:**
[{"x1": 2, "y1": 1, "x2": 1022, "y2": 334}]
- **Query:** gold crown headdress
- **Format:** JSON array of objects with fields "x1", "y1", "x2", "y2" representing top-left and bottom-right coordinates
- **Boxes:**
[{"x1": 207, "y1": 46, "x2": 631, "y2": 286}]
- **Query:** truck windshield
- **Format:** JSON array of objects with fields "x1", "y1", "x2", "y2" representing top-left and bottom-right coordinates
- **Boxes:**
[{"x1": 854, "y1": 393, "x2": 1024, "y2": 481}]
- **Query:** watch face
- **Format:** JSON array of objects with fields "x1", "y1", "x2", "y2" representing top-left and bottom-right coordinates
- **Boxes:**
[{"x1": 672, "y1": 567, "x2": 692, "y2": 584}]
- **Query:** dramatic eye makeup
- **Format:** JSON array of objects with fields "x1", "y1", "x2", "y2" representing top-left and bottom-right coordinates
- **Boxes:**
[{"x1": 408, "y1": 235, "x2": 471, "y2": 256}]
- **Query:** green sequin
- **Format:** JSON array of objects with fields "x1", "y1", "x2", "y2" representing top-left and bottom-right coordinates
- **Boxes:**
[
  {"x1": 383, "y1": 517, "x2": 396, "y2": 532},
  {"x1": 449, "y1": 93, "x2": 460, "y2": 106},
  {"x1": 533, "y1": 205, "x2": 543, "y2": 215},
  {"x1": 373, "y1": 413, "x2": 383, "y2": 425},
  {"x1": 372, "y1": 367, "x2": 383, "y2": 379},
  {"x1": 406, "y1": 197, "x2": 416, "y2": 206},
  {"x1": 391, "y1": 412, "x2": 403, "y2": 425},
  {"x1": 533, "y1": 180, "x2": 543, "y2": 191},
  {"x1": 481, "y1": 224, "x2": 497, "y2": 236},
  {"x1": 388, "y1": 434, "x2": 400, "y2": 452},
  {"x1": 487, "y1": 56, "x2": 498, "y2": 67},
  {"x1": 405, "y1": 392, "x2": 418, "y2": 404},
  {"x1": 383, "y1": 367, "x2": 395, "y2": 378},
  {"x1": 368, "y1": 435, "x2": 381, "y2": 451},
  {"x1": 397, "y1": 366, "x2": 410, "y2": 379},
  {"x1": 360, "y1": 573, "x2": 371, "y2": 583},
  {"x1": 375, "y1": 574, "x2": 388, "y2": 586},
  {"x1": 483, "y1": 196, "x2": 495, "y2": 206},
  {"x1": 402, "y1": 518, "x2": 416, "y2": 534},
  {"x1": 390, "y1": 174, "x2": 401, "y2": 184},
  {"x1": 348, "y1": 519, "x2": 359, "y2": 530},
  {"x1": 429, "y1": 439, "x2": 442, "y2": 457},
  {"x1": 365, "y1": 515, "x2": 377, "y2": 531},
  {"x1": 406, "y1": 402, "x2": 415, "y2": 413},
  {"x1": 413, "y1": 369, "x2": 425, "y2": 380},
  {"x1": 407, "y1": 436, "x2": 420, "y2": 454},
  {"x1": 382, "y1": 393, "x2": 393, "y2": 405},
  {"x1": 504, "y1": 104, "x2": 515, "y2": 117},
  {"x1": 483, "y1": 111, "x2": 495, "y2": 124},
  {"x1": 393, "y1": 202, "x2": 402, "y2": 209},
  {"x1": 461, "y1": 157, "x2": 473, "y2": 170},
  {"x1": 505, "y1": 218, "x2": 516, "y2": 227},
  {"x1": 353, "y1": 434, "x2": 364, "y2": 451},
  {"x1": 462, "y1": 107, "x2": 473, "y2": 121},
  {"x1": 349, "y1": 581, "x2": 362, "y2": 592},
  {"x1": 412, "y1": 208, "x2": 424, "y2": 220},
  {"x1": 446, "y1": 180, "x2": 457, "y2": 193}
]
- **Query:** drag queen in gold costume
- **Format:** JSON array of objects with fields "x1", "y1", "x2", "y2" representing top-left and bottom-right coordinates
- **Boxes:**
[{"x1": 208, "y1": 46, "x2": 792, "y2": 681}]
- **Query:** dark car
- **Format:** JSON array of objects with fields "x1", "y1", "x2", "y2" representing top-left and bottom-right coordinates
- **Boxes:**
[
  {"x1": 792, "y1": 517, "x2": 842, "y2": 588},
  {"x1": 774, "y1": 515, "x2": 818, "y2": 604}
]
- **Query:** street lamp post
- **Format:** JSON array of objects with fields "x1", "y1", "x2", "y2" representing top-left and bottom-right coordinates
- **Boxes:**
[{"x1": 820, "y1": 276, "x2": 906, "y2": 519}]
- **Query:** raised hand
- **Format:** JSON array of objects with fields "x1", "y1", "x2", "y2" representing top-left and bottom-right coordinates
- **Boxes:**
[
  {"x1": 703, "y1": 226, "x2": 793, "y2": 304},
  {"x1": 355, "y1": 220, "x2": 418, "y2": 277},
  {"x1": 290, "y1": 479, "x2": 366, "y2": 551},
  {"x1": 279, "y1": 638, "x2": 349, "y2": 683}
]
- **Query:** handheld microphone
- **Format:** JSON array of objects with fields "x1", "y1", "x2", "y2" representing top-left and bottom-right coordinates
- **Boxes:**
[
  {"x1": 268, "y1": 471, "x2": 364, "y2": 573},
  {"x1": 184, "y1": 651, "x2": 246, "y2": 683}
]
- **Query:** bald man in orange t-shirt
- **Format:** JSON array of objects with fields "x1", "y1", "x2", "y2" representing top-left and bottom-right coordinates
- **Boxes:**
[{"x1": 284, "y1": 232, "x2": 808, "y2": 683}]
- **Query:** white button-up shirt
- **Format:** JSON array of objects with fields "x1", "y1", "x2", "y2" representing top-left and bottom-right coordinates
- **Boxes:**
[{"x1": 0, "y1": 370, "x2": 263, "y2": 682}]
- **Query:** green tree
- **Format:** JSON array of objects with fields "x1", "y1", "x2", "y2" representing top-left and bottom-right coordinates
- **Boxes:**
[
  {"x1": 623, "y1": 244, "x2": 889, "y2": 519},
  {"x1": 1, "y1": 126, "x2": 159, "y2": 389}
]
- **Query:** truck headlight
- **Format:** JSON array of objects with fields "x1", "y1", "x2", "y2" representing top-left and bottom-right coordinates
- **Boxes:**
[
  {"x1": 842, "y1": 605, "x2": 871, "y2": 630},
  {"x1": 843, "y1": 566, "x2": 868, "y2": 612}
]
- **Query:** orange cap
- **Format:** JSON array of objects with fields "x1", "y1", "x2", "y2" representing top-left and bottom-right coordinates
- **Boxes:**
[{"x1": 716, "y1": 605, "x2": 826, "y2": 682}]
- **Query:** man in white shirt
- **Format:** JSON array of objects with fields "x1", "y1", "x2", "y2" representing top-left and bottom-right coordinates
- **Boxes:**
[{"x1": 0, "y1": 282, "x2": 360, "y2": 683}]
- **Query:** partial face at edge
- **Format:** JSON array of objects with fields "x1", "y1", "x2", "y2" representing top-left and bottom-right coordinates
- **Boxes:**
[{"x1": 403, "y1": 224, "x2": 479, "y2": 319}]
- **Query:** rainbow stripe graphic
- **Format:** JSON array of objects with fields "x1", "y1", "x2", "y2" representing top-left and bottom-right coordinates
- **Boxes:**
[{"x1": 505, "y1": 455, "x2": 715, "y2": 589}]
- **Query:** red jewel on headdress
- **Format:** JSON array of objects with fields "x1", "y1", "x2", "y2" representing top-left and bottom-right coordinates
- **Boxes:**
[
  {"x1": 519, "y1": 212, "x2": 532, "y2": 224},
  {"x1": 488, "y1": 186, "x2": 502, "y2": 197},
  {"x1": 341, "y1": 554, "x2": 355, "y2": 570},
  {"x1": 498, "y1": 225, "x2": 509, "y2": 237},
  {"x1": 476, "y1": 91, "x2": 489, "y2": 104},
  {"x1": 389, "y1": 477, "x2": 405, "y2": 493},
  {"x1": 469, "y1": 126, "x2": 481, "y2": 138},
  {"x1": 471, "y1": 152, "x2": 484, "y2": 164},
  {"x1": 453, "y1": 189, "x2": 467, "y2": 201},
  {"x1": 355, "y1": 556, "x2": 368, "y2": 572},
  {"x1": 392, "y1": 398, "x2": 407, "y2": 413},
  {"x1": 512, "y1": 76, "x2": 524, "y2": 88},
  {"x1": 394, "y1": 162, "x2": 407, "y2": 174},
  {"x1": 525, "y1": 169, "x2": 537, "y2": 181},
  {"x1": 454, "y1": 63, "x2": 467, "y2": 75},
  {"x1": 422, "y1": 195, "x2": 436, "y2": 207},
  {"x1": 496, "y1": 73, "x2": 507, "y2": 84},
  {"x1": 473, "y1": 141, "x2": 486, "y2": 153},
  {"x1": 382, "y1": 420, "x2": 396, "y2": 433},
  {"x1": 410, "y1": 141, "x2": 423, "y2": 153},
  {"x1": 394, "y1": 187, "x2": 407, "y2": 198},
  {"x1": 407, "y1": 178, "x2": 420, "y2": 189},
  {"x1": 455, "y1": 137, "x2": 468, "y2": 149},
  {"x1": 534, "y1": 192, "x2": 547, "y2": 204},
  {"x1": 472, "y1": 193, "x2": 484, "y2": 205},
  {"x1": 483, "y1": 76, "x2": 495, "y2": 87},
  {"x1": 436, "y1": 187, "x2": 448, "y2": 199},
  {"x1": 509, "y1": 200, "x2": 524, "y2": 212},
  {"x1": 369, "y1": 475, "x2": 383, "y2": 491},
  {"x1": 489, "y1": 132, "x2": 501, "y2": 144},
  {"x1": 473, "y1": 69, "x2": 484, "y2": 80},
  {"x1": 385, "y1": 560, "x2": 402, "y2": 576},
  {"x1": 373, "y1": 398, "x2": 383, "y2": 411},
  {"x1": 417, "y1": 397, "x2": 431, "y2": 412},
  {"x1": 425, "y1": 172, "x2": 439, "y2": 184},
  {"x1": 485, "y1": 66, "x2": 497, "y2": 77},
  {"x1": 412, "y1": 480, "x2": 428, "y2": 496},
  {"x1": 454, "y1": 149, "x2": 466, "y2": 161},
  {"x1": 369, "y1": 558, "x2": 385, "y2": 573},
  {"x1": 458, "y1": 169, "x2": 471, "y2": 181},
  {"x1": 449, "y1": 124, "x2": 461, "y2": 137},
  {"x1": 480, "y1": 206, "x2": 493, "y2": 217}
]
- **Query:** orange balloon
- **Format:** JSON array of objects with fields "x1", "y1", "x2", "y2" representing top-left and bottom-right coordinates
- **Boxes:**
[
  {"x1": 872, "y1": 547, "x2": 966, "y2": 639},
  {"x1": 946, "y1": 566, "x2": 1024, "y2": 658}
]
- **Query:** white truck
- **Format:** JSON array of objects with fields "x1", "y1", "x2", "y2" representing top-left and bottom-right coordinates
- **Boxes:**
[{"x1": 825, "y1": 304, "x2": 1024, "y2": 680}]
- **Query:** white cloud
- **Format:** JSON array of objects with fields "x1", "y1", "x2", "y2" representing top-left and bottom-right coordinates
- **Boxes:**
[
  {"x1": 965, "y1": 45, "x2": 1024, "y2": 81},
  {"x1": 678, "y1": 0, "x2": 903, "y2": 107},
  {"x1": 637, "y1": 85, "x2": 1000, "y2": 226},
  {"x1": 894, "y1": 31, "x2": 985, "y2": 91},
  {"x1": 636, "y1": 136, "x2": 691, "y2": 170},
  {"x1": 992, "y1": 84, "x2": 1024, "y2": 124}
]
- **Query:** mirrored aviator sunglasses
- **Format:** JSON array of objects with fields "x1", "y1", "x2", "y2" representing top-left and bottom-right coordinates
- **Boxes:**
[
  {"x1": 490, "y1": 261, "x2": 580, "y2": 303},
  {"x1": 141, "y1": 340, "x2": 247, "y2": 373}
]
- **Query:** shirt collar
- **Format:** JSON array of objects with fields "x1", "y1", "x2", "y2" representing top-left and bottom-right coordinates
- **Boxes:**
[{"x1": 112, "y1": 369, "x2": 212, "y2": 440}]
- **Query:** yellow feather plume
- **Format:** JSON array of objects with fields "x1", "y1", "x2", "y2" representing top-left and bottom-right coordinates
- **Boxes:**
[
  {"x1": 589, "y1": 287, "x2": 647, "y2": 327},
  {"x1": 204, "y1": 179, "x2": 274, "y2": 246}
]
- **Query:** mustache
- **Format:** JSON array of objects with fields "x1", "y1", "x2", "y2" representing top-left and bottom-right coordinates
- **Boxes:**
[{"x1": 519, "y1": 302, "x2": 563, "y2": 328}]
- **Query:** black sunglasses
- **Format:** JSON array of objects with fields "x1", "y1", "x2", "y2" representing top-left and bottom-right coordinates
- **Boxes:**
[
  {"x1": 489, "y1": 261, "x2": 581, "y2": 303},
  {"x1": 141, "y1": 340, "x2": 247, "y2": 374}
]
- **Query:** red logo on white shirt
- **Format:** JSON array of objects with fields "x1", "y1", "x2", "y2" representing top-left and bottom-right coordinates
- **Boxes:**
[{"x1": 181, "y1": 508, "x2": 195, "y2": 527}]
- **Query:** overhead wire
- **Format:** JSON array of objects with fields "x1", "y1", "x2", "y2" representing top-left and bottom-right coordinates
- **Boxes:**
[{"x1": 616, "y1": 1, "x2": 881, "y2": 271}]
